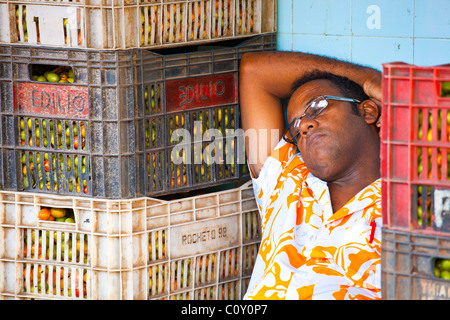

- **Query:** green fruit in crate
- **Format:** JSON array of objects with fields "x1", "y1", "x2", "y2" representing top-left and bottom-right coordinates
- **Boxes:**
[
  {"x1": 442, "y1": 259, "x2": 450, "y2": 271},
  {"x1": 441, "y1": 270, "x2": 450, "y2": 280},
  {"x1": 442, "y1": 81, "x2": 450, "y2": 94},
  {"x1": 23, "y1": 177, "x2": 29, "y2": 188},
  {"x1": 434, "y1": 258, "x2": 450, "y2": 280},
  {"x1": 46, "y1": 73, "x2": 60, "y2": 83}
]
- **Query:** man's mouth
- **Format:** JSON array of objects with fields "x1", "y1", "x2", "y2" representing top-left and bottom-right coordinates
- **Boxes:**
[{"x1": 306, "y1": 132, "x2": 325, "y2": 150}]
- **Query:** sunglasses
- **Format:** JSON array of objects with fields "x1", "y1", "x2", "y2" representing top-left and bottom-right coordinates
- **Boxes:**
[{"x1": 283, "y1": 95, "x2": 361, "y2": 145}]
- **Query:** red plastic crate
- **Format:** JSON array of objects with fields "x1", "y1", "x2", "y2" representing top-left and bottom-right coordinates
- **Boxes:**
[{"x1": 381, "y1": 62, "x2": 450, "y2": 235}]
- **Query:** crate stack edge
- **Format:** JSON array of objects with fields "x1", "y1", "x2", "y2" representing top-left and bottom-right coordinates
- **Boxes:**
[
  {"x1": 0, "y1": 180, "x2": 262, "y2": 300},
  {"x1": 380, "y1": 62, "x2": 450, "y2": 300},
  {"x1": 0, "y1": 0, "x2": 276, "y2": 301},
  {"x1": 0, "y1": 33, "x2": 277, "y2": 199},
  {"x1": 0, "y1": 0, "x2": 277, "y2": 50}
]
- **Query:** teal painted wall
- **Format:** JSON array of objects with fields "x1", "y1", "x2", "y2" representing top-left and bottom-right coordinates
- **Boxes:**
[{"x1": 276, "y1": 0, "x2": 450, "y2": 70}]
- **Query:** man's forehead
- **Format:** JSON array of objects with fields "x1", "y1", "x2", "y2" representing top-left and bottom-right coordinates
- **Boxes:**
[{"x1": 287, "y1": 79, "x2": 340, "y2": 119}]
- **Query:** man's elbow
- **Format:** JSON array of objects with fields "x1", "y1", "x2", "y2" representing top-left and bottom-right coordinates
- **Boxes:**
[{"x1": 240, "y1": 52, "x2": 260, "y2": 76}]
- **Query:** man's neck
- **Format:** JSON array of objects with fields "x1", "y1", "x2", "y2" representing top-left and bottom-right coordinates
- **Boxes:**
[
  {"x1": 328, "y1": 176, "x2": 379, "y2": 213},
  {"x1": 327, "y1": 155, "x2": 380, "y2": 213}
]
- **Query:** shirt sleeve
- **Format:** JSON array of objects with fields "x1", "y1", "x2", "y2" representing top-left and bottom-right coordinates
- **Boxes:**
[{"x1": 249, "y1": 138, "x2": 298, "y2": 217}]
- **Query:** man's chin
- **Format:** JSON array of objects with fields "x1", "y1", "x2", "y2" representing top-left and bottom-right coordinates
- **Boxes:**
[{"x1": 305, "y1": 163, "x2": 334, "y2": 181}]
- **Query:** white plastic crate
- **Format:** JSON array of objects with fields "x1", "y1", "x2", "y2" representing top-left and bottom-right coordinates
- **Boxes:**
[
  {"x1": 0, "y1": 0, "x2": 276, "y2": 49},
  {"x1": 0, "y1": 181, "x2": 260, "y2": 300}
]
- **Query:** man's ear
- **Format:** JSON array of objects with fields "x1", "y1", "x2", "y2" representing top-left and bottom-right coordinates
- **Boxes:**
[{"x1": 358, "y1": 99, "x2": 381, "y2": 125}]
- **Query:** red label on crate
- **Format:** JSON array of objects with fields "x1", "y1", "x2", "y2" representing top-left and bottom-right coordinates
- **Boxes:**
[
  {"x1": 165, "y1": 73, "x2": 237, "y2": 112},
  {"x1": 14, "y1": 82, "x2": 89, "y2": 119}
]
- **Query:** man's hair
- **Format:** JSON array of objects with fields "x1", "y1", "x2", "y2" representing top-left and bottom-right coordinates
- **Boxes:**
[{"x1": 290, "y1": 70, "x2": 370, "y2": 115}]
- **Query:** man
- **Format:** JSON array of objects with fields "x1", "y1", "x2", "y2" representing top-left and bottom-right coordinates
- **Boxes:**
[{"x1": 239, "y1": 51, "x2": 382, "y2": 300}]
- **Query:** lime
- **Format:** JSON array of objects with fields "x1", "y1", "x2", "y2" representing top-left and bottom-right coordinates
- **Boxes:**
[
  {"x1": 442, "y1": 81, "x2": 450, "y2": 94},
  {"x1": 37, "y1": 75, "x2": 47, "y2": 82},
  {"x1": 434, "y1": 267, "x2": 440, "y2": 277},
  {"x1": 441, "y1": 270, "x2": 450, "y2": 280},
  {"x1": 46, "y1": 72, "x2": 60, "y2": 83},
  {"x1": 442, "y1": 259, "x2": 450, "y2": 271},
  {"x1": 64, "y1": 217, "x2": 75, "y2": 223}
]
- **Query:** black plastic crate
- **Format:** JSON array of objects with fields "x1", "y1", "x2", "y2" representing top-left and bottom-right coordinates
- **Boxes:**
[
  {"x1": 0, "y1": 33, "x2": 276, "y2": 199},
  {"x1": 381, "y1": 228, "x2": 450, "y2": 300}
]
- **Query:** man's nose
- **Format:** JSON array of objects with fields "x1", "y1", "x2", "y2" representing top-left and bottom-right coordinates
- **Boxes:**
[{"x1": 299, "y1": 115, "x2": 317, "y2": 137}]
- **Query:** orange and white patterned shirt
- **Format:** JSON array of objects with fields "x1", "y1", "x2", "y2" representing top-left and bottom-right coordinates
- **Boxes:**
[{"x1": 244, "y1": 138, "x2": 382, "y2": 300}]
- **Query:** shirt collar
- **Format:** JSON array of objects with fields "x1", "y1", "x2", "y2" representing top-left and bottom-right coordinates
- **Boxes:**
[
  {"x1": 326, "y1": 178, "x2": 381, "y2": 222},
  {"x1": 305, "y1": 172, "x2": 381, "y2": 223},
  {"x1": 305, "y1": 172, "x2": 334, "y2": 222}
]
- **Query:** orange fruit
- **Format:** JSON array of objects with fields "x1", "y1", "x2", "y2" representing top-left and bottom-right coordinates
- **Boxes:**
[
  {"x1": 80, "y1": 123, "x2": 85, "y2": 138},
  {"x1": 38, "y1": 208, "x2": 51, "y2": 220},
  {"x1": 31, "y1": 243, "x2": 41, "y2": 255},
  {"x1": 76, "y1": 240, "x2": 88, "y2": 254},
  {"x1": 47, "y1": 271, "x2": 58, "y2": 284}
]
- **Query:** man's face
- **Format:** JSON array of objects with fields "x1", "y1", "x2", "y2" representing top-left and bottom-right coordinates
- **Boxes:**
[{"x1": 286, "y1": 79, "x2": 370, "y2": 182}]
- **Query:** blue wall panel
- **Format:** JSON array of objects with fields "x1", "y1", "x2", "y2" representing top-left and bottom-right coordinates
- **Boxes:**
[{"x1": 276, "y1": 0, "x2": 450, "y2": 70}]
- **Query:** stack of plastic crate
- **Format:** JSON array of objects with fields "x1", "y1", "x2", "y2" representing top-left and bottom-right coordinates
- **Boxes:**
[
  {"x1": 0, "y1": 35, "x2": 277, "y2": 199},
  {"x1": 380, "y1": 62, "x2": 450, "y2": 300},
  {"x1": 0, "y1": 0, "x2": 277, "y2": 300},
  {"x1": 0, "y1": 181, "x2": 261, "y2": 300}
]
